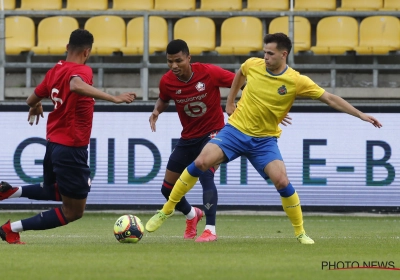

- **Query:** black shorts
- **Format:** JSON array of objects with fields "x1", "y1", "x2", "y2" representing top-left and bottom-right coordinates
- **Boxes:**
[
  {"x1": 167, "y1": 130, "x2": 219, "y2": 174},
  {"x1": 43, "y1": 142, "x2": 91, "y2": 199}
]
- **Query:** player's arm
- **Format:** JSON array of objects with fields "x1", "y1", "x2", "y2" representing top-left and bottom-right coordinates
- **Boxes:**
[
  {"x1": 70, "y1": 76, "x2": 136, "y2": 104},
  {"x1": 318, "y1": 91, "x2": 382, "y2": 128},
  {"x1": 226, "y1": 68, "x2": 246, "y2": 116},
  {"x1": 26, "y1": 93, "x2": 44, "y2": 126},
  {"x1": 149, "y1": 98, "x2": 169, "y2": 132}
]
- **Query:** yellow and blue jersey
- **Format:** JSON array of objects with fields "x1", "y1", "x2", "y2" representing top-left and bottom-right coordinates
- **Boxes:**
[{"x1": 228, "y1": 57, "x2": 325, "y2": 137}]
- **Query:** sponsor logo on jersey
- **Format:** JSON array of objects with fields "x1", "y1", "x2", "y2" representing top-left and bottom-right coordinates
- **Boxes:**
[
  {"x1": 175, "y1": 89, "x2": 181, "y2": 95},
  {"x1": 195, "y1": 82, "x2": 206, "y2": 92},
  {"x1": 176, "y1": 92, "x2": 207, "y2": 103},
  {"x1": 277, "y1": 85, "x2": 287, "y2": 95}
]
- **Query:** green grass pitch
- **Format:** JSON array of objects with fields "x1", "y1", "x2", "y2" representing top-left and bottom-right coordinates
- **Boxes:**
[{"x1": 1, "y1": 212, "x2": 399, "y2": 280}]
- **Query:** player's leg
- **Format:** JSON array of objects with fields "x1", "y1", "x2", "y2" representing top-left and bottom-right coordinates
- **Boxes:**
[
  {"x1": 146, "y1": 124, "x2": 242, "y2": 232},
  {"x1": 164, "y1": 144, "x2": 204, "y2": 239},
  {"x1": 196, "y1": 166, "x2": 218, "y2": 242},
  {"x1": 0, "y1": 181, "x2": 62, "y2": 201}
]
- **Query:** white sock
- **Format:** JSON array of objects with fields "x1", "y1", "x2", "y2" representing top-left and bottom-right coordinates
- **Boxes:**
[
  {"x1": 9, "y1": 187, "x2": 22, "y2": 198},
  {"x1": 185, "y1": 207, "x2": 196, "y2": 220},
  {"x1": 10, "y1": 221, "x2": 23, "y2": 233},
  {"x1": 205, "y1": 225, "x2": 216, "y2": 235}
]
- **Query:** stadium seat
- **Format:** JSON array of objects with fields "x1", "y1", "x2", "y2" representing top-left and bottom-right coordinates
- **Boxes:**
[
  {"x1": 215, "y1": 17, "x2": 263, "y2": 55},
  {"x1": 379, "y1": 0, "x2": 400, "y2": 10},
  {"x1": 121, "y1": 16, "x2": 168, "y2": 55},
  {"x1": 174, "y1": 17, "x2": 216, "y2": 55},
  {"x1": 311, "y1": 16, "x2": 359, "y2": 55},
  {"x1": 337, "y1": 0, "x2": 383, "y2": 10},
  {"x1": 2, "y1": 0, "x2": 16, "y2": 9},
  {"x1": 243, "y1": 0, "x2": 288, "y2": 11},
  {"x1": 112, "y1": 0, "x2": 154, "y2": 10},
  {"x1": 84, "y1": 16, "x2": 126, "y2": 55},
  {"x1": 5, "y1": 16, "x2": 35, "y2": 55},
  {"x1": 17, "y1": 0, "x2": 62, "y2": 10},
  {"x1": 269, "y1": 17, "x2": 311, "y2": 54},
  {"x1": 154, "y1": 0, "x2": 195, "y2": 10},
  {"x1": 294, "y1": 0, "x2": 336, "y2": 10},
  {"x1": 198, "y1": 0, "x2": 242, "y2": 10},
  {"x1": 354, "y1": 16, "x2": 400, "y2": 55},
  {"x1": 65, "y1": 0, "x2": 108, "y2": 10},
  {"x1": 31, "y1": 17, "x2": 79, "y2": 55}
]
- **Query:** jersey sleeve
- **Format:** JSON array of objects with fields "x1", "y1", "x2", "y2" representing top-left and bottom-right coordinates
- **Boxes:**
[
  {"x1": 71, "y1": 65, "x2": 93, "y2": 85},
  {"x1": 205, "y1": 64, "x2": 235, "y2": 88},
  {"x1": 296, "y1": 75, "x2": 325, "y2": 99},
  {"x1": 34, "y1": 71, "x2": 50, "y2": 98},
  {"x1": 158, "y1": 76, "x2": 171, "y2": 102},
  {"x1": 240, "y1": 57, "x2": 258, "y2": 77}
]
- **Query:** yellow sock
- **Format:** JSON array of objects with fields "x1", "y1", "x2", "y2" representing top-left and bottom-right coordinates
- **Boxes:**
[
  {"x1": 161, "y1": 168, "x2": 199, "y2": 214},
  {"x1": 281, "y1": 192, "x2": 304, "y2": 236}
]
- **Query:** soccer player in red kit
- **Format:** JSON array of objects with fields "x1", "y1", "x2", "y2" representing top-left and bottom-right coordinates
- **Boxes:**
[
  {"x1": 148, "y1": 39, "x2": 239, "y2": 242},
  {"x1": 0, "y1": 29, "x2": 136, "y2": 244}
]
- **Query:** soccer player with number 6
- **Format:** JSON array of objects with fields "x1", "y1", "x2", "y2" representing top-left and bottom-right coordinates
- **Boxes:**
[{"x1": 0, "y1": 29, "x2": 137, "y2": 244}]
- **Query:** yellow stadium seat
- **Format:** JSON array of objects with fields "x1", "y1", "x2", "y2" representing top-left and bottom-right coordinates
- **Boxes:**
[
  {"x1": 311, "y1": 16, "x2": 358, "y2": 55},
  {"x1": 198, "y1": 0, "x2": 242, "y2": 11},
  {"x1": 215, "y1": 17, "x2": 263, "y2": 55},
  {"x1": 84, "y1": 16, "x2": 126, "y2": 55},
  {"x1": 18, "y1": 0, "x2": 62, "y2": 10},
  {"x1": 121, "y1": 16, "x2": 168, "y2": 55},
  {"x1": 269, "y1": 16, "x2": 311, "y2": 54},
  {"x1": 174, "y1": 17, "x2": 215, "y2": 55},
  {"x1": 243, "y1": 0, "x2": 288, "y2": 11},
  {"x1": 379, "y1": 0, "x2": 400, "y2": 10},
  {"x1": 337, "y1": 0, "x2": 383, "y2": 10},
  {"x1": 154, "y1": 0, "x2": 195, "y2": 10},
  {"x1": 31, "y1": 17, "x2": 79, "y2": 55},
  {"x1": 354, "y1": 16, "x2": 400, "y2": 55},
  {"x1": 5, "y1": 16, "x2": 35, "y2": 55},
  {"x1": 294, "y1": 0, "x2": 336, "y2": 10},
  {"x1": 2, "y1": 0, "x2": 15, "y2": 9},
  {"x1": 65, "y1": 0, "x2": 108, "y2": 10},
  {"x1": 112, "y1": 0, "x2": 154, "y2": 10}
]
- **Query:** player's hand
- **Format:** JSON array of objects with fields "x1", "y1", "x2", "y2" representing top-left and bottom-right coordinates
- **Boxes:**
[
  {"x1": 114, "y1": 92, "x2": 137, "y2": 104},
  {"x1": 360, "y1": 113, "x2": 382, "y2": 128},
  {"x1": 27, "y1": 102, "x2": 44, "y2": 126},
  {"x1": 280, "y1": 114, "x2": 292, "y2": 126},
  {"x1": 225, "y1": 102, "x2": 236, "y2": 116},
  {"x1": 149, "y1": 112, "x2": 159, "y2": 132}
]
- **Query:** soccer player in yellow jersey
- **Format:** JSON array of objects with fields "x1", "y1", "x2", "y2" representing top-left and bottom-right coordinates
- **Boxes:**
[{"x1": 146, "y1": 33, "x2": 382, "y2": 244}]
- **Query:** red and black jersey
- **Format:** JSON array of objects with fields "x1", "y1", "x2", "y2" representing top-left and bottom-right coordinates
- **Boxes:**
[
  {"x1": 35, "y1": 60, "x2": 94, "y2": 147},
  {"x1": 159, "y1": 63, "x2": 235, "y2": 139}
]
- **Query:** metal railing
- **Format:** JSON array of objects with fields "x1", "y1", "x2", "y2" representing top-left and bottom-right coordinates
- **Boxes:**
[{"x1": 1, "y1": 9, "x2": 400, "y2": 101}]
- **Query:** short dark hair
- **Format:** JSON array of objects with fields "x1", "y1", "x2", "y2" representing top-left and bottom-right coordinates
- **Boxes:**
[
  {"x1": 264, "y1": 33, "x2": 292, "y2": 55},
  {"x1": 68, "y1": 29, "x2": 94, "y2": 52},
  {"x1": 166, "y1": 39, "x2": 190, "y2": 56}
]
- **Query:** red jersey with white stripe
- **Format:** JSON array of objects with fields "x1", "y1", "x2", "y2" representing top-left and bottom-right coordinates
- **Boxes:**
[
  {"x1": 35, "y1": 60, "x2": 94, "y2": 147},
  {"x1": 159, "y1": 63, "x2": 235, "y2": 139}
]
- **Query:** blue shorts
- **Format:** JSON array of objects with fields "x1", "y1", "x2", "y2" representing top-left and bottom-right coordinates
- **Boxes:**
[
  {"x1": 209, "y1": 124, "x2": 283, "y2": 179},
  {"x1": 167, "y1": 131, "x2": 219, "y2": 174},
  {"x1": 43, "y1": 142, "x2": 91, "y2": 199}
]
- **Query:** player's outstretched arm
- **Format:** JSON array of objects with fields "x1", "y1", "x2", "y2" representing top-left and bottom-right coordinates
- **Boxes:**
[
  {"x1": 70, "y1": 77, "x2": 136, "y2": 104},
  {"x1": 149, "y1": 98, "x2": 169, "y2": 132},
  {"x1": 226, "y1": 68, "x2": 246, "y2": 116},
  {"x1": 318, "y1": 91, "x2": 382, "y2": 128}
]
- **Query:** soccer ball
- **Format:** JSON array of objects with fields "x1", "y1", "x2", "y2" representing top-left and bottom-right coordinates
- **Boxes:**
[{"x1": 113, "y1": 214, "x2": 144, "y2": 243}]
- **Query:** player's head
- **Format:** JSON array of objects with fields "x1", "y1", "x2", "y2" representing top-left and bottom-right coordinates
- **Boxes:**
[
  {"x1": 166, "y1": 39, "x2": 192, "y2": 80},
  {"x1": 67, "y1": 29, "x2": 94, "y2": 64},
  {"x1": 263, "y1": 33, "x2": 292, "y2": 71}
]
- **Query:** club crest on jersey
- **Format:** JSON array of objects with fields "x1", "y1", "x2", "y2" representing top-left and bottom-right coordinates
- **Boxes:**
[
  {"x1": 277, "y1": 85, "x2": 287, "y2": 95},
  {"x1": 195, "y1": 82, "x2": 206, "y2": 92},
  {"x1": 175, "y1": 89, "x2": 181, "y2": 95}
]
